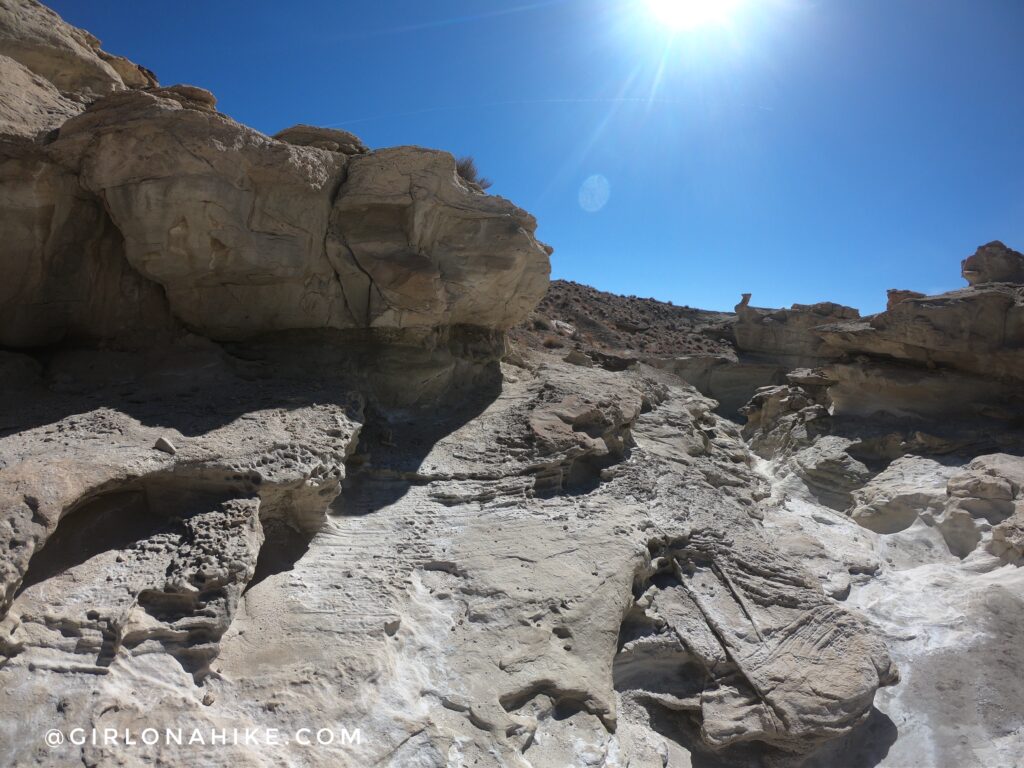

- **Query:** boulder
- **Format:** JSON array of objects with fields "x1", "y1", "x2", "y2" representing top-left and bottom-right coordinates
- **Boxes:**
[
  {"x1": 328, "y1": 145, "x2": 550, "y2": 332},
  {"x1": 946, "y1": 453, "x2": 1024, "y2": 528},
  {"x1": 850, "y1": 456, "x2": 957, "y2": 534},
  {"x1": 791, "y1": 435, "x2": 873, "y2": 511},
  {"x1": 273, "y1": 123, "x2": 367, "y2": 155},
  {"x1": 848, "y1": 453, "x2": 1024, "y2": 560},
  {"x1": 740, "y1": 369, "x2": 835, "y2": 458},
  {"x1": 619, "y1": 531, "x2": 898, "y2": 756},
  {"x1": 948, "y1": 454, "x2": 1024, "y2": 558}
]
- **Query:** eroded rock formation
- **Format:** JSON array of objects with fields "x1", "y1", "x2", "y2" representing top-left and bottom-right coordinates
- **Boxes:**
[
  {"x1": 1, "y1": 3, "x2": 1022, "y2": 767},
  {"x1": 0, "y1": 0, "x2": 155, "y2": 139},
  {"x1": 3, "y1": 88, "x2": 549, "y2": 348},
  {"x1": 961, "y1": 240, "x2": 1024, "y2": 286}
]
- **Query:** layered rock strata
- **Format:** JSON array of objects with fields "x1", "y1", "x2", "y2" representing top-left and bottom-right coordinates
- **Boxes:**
[{"x1": 3, "y1": 3, "x2": 1023, "y2": 767}]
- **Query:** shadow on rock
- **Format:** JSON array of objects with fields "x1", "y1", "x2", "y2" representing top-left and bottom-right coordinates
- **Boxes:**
[
  {"x1": 330, "y1": 364, "x2": 504, "y2": 517},
  {"x1": 634, "y1": 691, "x2": 897, "y2": 768},
  {"x1": 800, "y1": 707, "x2": 898, "y2": 768}
]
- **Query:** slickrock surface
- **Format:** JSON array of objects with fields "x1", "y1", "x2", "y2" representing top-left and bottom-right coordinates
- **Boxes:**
[
  {"x1": 1, "y1": 3, "x2": 1023, "y2": 767},
  {"x1": 0, "y1": 345, "x2": 901, "y2": 768}
]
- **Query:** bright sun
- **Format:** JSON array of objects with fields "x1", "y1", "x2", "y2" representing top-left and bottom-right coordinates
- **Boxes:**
[{"x1": 645, "y1": 0, "x2": 743, "y2": 30}]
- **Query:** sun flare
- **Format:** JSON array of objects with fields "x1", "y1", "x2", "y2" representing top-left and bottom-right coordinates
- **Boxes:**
[{"x1": 645, "y1": 0, "x2": 743, "y2": 30}]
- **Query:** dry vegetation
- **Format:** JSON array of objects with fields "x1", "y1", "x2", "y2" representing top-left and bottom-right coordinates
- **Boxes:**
[{"x1": 456, "y1": 155, "x2": 492, "y2": 190}]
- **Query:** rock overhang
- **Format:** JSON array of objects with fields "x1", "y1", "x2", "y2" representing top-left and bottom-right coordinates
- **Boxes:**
[{"x1": 2, "y1": 83, "x2": 551, "y2": 349}]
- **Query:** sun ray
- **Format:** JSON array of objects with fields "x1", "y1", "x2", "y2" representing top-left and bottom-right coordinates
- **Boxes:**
[{"x1": 646, "y1": 39, "x2": 674, "y2": 106}]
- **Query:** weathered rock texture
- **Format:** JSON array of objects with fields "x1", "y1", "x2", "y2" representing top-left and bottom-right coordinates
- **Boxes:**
[
  {"x1": 961, "y1": 240, "x2": 1024, "y2": 286},
  {"x1": 518, "y1": 248, "x2": 1024, "y2": 765},
  {"x1": 0, "y1": 52, "x2": 79, "y2": 138},
  {"x1": 0, "y1": 0, "x2": 155, "y2": 139},
  {"x1": 273, "y1": 123, "x2": 368, "y2": 155},
  {"x1": 0, "y1": 343, "x2": 903, "y2": 767},
  {"x1": 819, "y1": 283, "x2": 1024, "y2": 383},
  {"x1": 1, "y1": 5, "x2": 549, "y2": 349},
  {"x1": 734, "y1": 294, "x2": 860, "y2": 364},
  {"x1": 1, "y1": 4, "x2": 1023, "y2": 768}
]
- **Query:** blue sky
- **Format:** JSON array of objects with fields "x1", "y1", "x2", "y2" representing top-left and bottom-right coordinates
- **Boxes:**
[{"x1": 51, "y1": 0, "x2": 1024, "y2": 313}]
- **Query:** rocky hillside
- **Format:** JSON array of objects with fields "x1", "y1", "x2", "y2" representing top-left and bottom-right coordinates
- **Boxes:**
[
  {"x1": 511, "y1": 279, "x2": 733, "y2": 359},
  {"x1": 1, "y1": 3, "x2": 1023, "y2": 767}
]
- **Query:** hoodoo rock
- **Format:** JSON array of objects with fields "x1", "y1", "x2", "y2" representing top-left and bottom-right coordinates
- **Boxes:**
[{"x1": 961, "y1": 240, "x2": 1024, "y2": 286}]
